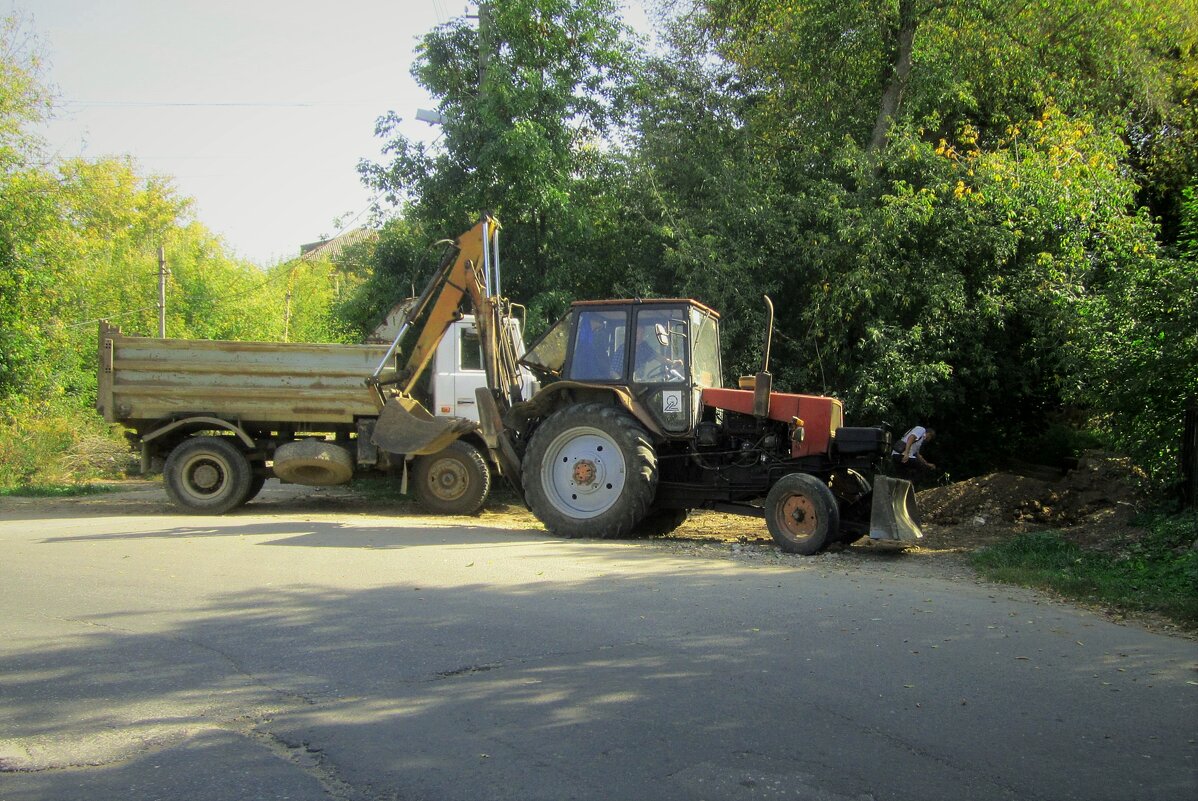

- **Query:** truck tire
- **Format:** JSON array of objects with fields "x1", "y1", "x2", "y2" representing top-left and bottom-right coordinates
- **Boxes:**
[
  {"x1": 164, "y1": 436, "x2": 253, "y2": 515},
  {"x1": 523, "y1": 403, "x2": 657, "y2": 539},
  {"x1": 765, "y1": 473, "x2": 840, "y2": 555},
  {"x1": 412, "y1": 441, "x2": 491, "y2": 515},
  {"x1": 272, "y1": 440, "x2": 354, "y2": 486},
  {"x1": 240, "y1": 463, "x2": 268, "y2": 507}
]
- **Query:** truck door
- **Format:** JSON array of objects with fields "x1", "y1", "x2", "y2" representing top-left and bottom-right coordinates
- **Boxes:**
[{"x1": 432, "y1": 320, "x2": 487, "y2": 423}]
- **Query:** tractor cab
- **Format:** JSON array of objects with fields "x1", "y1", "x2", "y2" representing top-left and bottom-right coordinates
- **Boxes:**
[{"x1": 520, "y1": 299, "x2": 723, "y2": 435}]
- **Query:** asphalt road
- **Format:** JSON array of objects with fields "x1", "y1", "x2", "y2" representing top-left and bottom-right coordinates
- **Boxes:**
[{"x1": 0, "y1": 483, "x2": 1195, "y2": 801}]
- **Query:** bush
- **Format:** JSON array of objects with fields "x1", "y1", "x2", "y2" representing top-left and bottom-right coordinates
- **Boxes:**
[{"x1": 0, "y1": 399, "x2": 134, "y2": 490}]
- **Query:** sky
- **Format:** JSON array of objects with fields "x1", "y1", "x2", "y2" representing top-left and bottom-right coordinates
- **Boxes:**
[{"x1": 19, "y1": 0, "x2": 650, "y2": 265}]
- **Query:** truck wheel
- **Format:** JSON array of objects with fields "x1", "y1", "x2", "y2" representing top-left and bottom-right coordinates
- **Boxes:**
[
  {"x1": 412, "y1": 441, "x2": 491, "y2": 515},
  {"x1": 765, "y1": 473, "x2": 840, "y2": 555},
  {"x1": 164, "y1": 437, "x2": 253, "y2": 515},
  {"x1": 523, "y1": 403, "x2": 657, "y2": 539},
  {"x1": 240, "y1": 463, "x2": 268, "y2": 507}
]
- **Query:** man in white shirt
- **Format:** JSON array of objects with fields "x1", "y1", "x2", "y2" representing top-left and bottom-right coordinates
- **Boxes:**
[{"x1": 891, "y1": 425, "x2": 936, "y2": 480}]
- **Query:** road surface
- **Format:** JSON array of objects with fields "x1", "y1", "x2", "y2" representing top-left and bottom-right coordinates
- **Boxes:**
[{"x1": 1, "y1": 482, "x2": 1194, "y2": 800}]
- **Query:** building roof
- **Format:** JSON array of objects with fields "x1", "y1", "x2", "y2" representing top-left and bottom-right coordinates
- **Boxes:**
[{"x1": 300, "y1": 227, "x2": 378, "y2": 263}]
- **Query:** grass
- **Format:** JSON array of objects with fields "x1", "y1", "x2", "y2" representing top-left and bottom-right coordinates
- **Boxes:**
[
  {"x1": 971, "y1": 511, "x2": 1198, "y2": 628},
  {"x1": 346, "y1": 475, "x2": 419, "y2": 508},
  {"x1": 1, "y1": 401, "x2": 136, "y2": 491},
  {"x1": 0, "y1": 483, "x2": 122, "y2": 498}
]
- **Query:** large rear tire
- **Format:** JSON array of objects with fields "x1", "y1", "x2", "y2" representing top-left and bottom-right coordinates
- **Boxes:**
[
  {"x1": 765, "y1": 473, "x2": 840, "y2": 555},
  {"x1": 164, "y1": 437, "x2": 253, "y2": 514},
  {"x1": 412, "y1": 441, "x2": 491, "y2": 515},
  {"x1": 523, "y1": 403, "x2": 657, "y2": 539}
]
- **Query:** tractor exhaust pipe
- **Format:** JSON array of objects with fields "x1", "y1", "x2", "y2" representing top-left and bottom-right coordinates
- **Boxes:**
[{"x1": 754, "y1": 295, "x2": 774, "y2": 417}]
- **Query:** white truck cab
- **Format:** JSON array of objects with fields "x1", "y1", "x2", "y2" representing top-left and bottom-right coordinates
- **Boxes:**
[{"x1": 430, "y1": 316, "x2": 538, "y2": 422}]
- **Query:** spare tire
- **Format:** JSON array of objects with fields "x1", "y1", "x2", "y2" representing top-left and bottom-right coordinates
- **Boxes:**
[{"x1": 272, "y1": 440, "x2": 354, "y2": 486}]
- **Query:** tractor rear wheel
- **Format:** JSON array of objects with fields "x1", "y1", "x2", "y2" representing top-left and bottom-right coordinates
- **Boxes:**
[
  {"x1": 523, "y1": 403, "x2": 657, "y2": 539},
  {"x1": 765, "y1": 473, "x2": 840, "y2": 555}
]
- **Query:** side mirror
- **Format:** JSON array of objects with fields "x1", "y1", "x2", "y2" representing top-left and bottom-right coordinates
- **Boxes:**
[{"x1": 654, "y1": 323, "x2": 669, "y2": 347}]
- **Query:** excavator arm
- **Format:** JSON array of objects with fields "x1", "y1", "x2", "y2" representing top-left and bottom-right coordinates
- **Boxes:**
[{"x1": 366, "y1": 215, "x2": 526, "y2": 461}]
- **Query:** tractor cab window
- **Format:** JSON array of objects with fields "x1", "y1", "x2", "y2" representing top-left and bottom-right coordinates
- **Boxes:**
[
  {"x1": 632, "y1": 308, "x2": 687, "y2": 383},
  {"x1": 569, "y1": 309, "x2": 628, "y2": 381},
  {"x1": 521, "y1": 310, "x2": 573, "y2": 377},
  {"x1": 690, "y1": 308, "x2": 722, "y2": 388}
]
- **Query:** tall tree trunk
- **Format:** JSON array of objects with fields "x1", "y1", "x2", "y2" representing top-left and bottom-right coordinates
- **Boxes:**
[{"x1": 869, "y1": 0, "x2": 918, "y2": 153}]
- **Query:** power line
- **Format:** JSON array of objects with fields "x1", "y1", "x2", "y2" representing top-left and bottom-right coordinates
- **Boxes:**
[{"x1": 60, "y1": 99, "x2": 382, "y2": 109}]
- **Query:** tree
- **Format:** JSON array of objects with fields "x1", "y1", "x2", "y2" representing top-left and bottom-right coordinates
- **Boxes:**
[
  {"x1": 356, "y1": 0, "x2": 642, "y2": 334},
  {"x1": 632, "y1": 2, "x2": 1194, "y2": 475}
]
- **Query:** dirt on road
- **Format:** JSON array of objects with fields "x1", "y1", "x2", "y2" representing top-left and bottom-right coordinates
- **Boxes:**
[{"x1": 3, "y1": 450, "x2": 1150, "y2": 559}]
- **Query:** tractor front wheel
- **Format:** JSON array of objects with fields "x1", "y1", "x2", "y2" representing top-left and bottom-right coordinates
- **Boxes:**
[
  {"x1": 765, "y1": 473, "x2": 840, "y2": 555},
  {"x1": 523, "y1": 403, "x2": 657, "y2": 539}
]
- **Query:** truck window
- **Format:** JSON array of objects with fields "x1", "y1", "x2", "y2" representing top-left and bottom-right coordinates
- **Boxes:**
[
  {"x1": 460, "y1": 328, "x2": 483, "y2": 371},
  {"x1": 690, "y1": 308, "x2": 722, "y2": 388}
]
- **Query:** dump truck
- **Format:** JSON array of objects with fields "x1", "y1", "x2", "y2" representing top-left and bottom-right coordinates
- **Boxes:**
[{"x1": 96, "y1": 220, "x2": 534, "y2": 516}]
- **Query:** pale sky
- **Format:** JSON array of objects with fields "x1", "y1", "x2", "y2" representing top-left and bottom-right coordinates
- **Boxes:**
[{"x1": 20, "y1": 0, "x2": 650, "y2": 265}]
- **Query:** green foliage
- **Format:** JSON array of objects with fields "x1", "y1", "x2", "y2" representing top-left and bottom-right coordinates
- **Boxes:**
[
  {"x1": 1072, "y1": 246, "x2": 1198, "y2": 485},
  {"x1": 0, "y1": 14, "x2": 50, "y2": 168},
  {"x1": 0, "y1": 396, "x2": 134, "y2": 490},
  {"x1": 356, "y1": 0, "x2": 643, "y2": 334},
  {"x1": 971, "y1": 514, "x2": 1198, "y2": 627},
  {"x1": 0, "y1": 482, "x2": 121, "y2": 498},
  {"x1": 339, "y1": 0, "x2": 1197, "y2": 485}
]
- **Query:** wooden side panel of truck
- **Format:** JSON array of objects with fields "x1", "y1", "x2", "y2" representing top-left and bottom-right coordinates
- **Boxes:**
[{"x1": 97, "y1": 321, "x2": 391, "y2": 429}]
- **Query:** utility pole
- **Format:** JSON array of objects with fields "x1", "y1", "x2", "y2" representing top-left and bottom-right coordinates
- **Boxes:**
[
  {"x1": 157, "y1": 246, "x2": 168, "y2": 338},
  {"x1": 477, "y1": 0, "x2": 491, "y2": 96}
]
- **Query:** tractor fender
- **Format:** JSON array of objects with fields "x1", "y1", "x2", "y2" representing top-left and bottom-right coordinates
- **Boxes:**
[{"x1": 507, "y1": 381, "x2": 665, "y2": 440}]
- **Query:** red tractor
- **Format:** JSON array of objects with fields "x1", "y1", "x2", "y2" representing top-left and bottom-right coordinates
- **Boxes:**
[
  {"x1": 370, "y1": 216, "x2": 920, "y2": 554},
  {"x1": 479, "y1": 296, "x2": 921, "y2": 554}
]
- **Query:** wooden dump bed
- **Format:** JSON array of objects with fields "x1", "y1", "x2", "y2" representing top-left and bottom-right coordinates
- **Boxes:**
[{"x1": 97, "y1": 322, "x2": 392, "y2": 428}]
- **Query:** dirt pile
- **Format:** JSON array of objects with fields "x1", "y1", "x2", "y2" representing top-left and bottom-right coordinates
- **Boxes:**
[{"x1": 915, "y1": 452, "x2": 1150, "y2": 551}]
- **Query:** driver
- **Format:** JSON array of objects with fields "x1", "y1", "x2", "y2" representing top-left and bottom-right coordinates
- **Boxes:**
[{"x1": 634, "y1": 324, "x2": 684, "y2": 382}]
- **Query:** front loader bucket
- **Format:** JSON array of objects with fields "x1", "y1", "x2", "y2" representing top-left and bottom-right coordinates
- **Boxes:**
[
  {"x1": 371, "y1": 395, "x2": 477, "y2": 456},
  {"x1": 868, "y1": 475, "x2": 923, "y2": 546}
]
